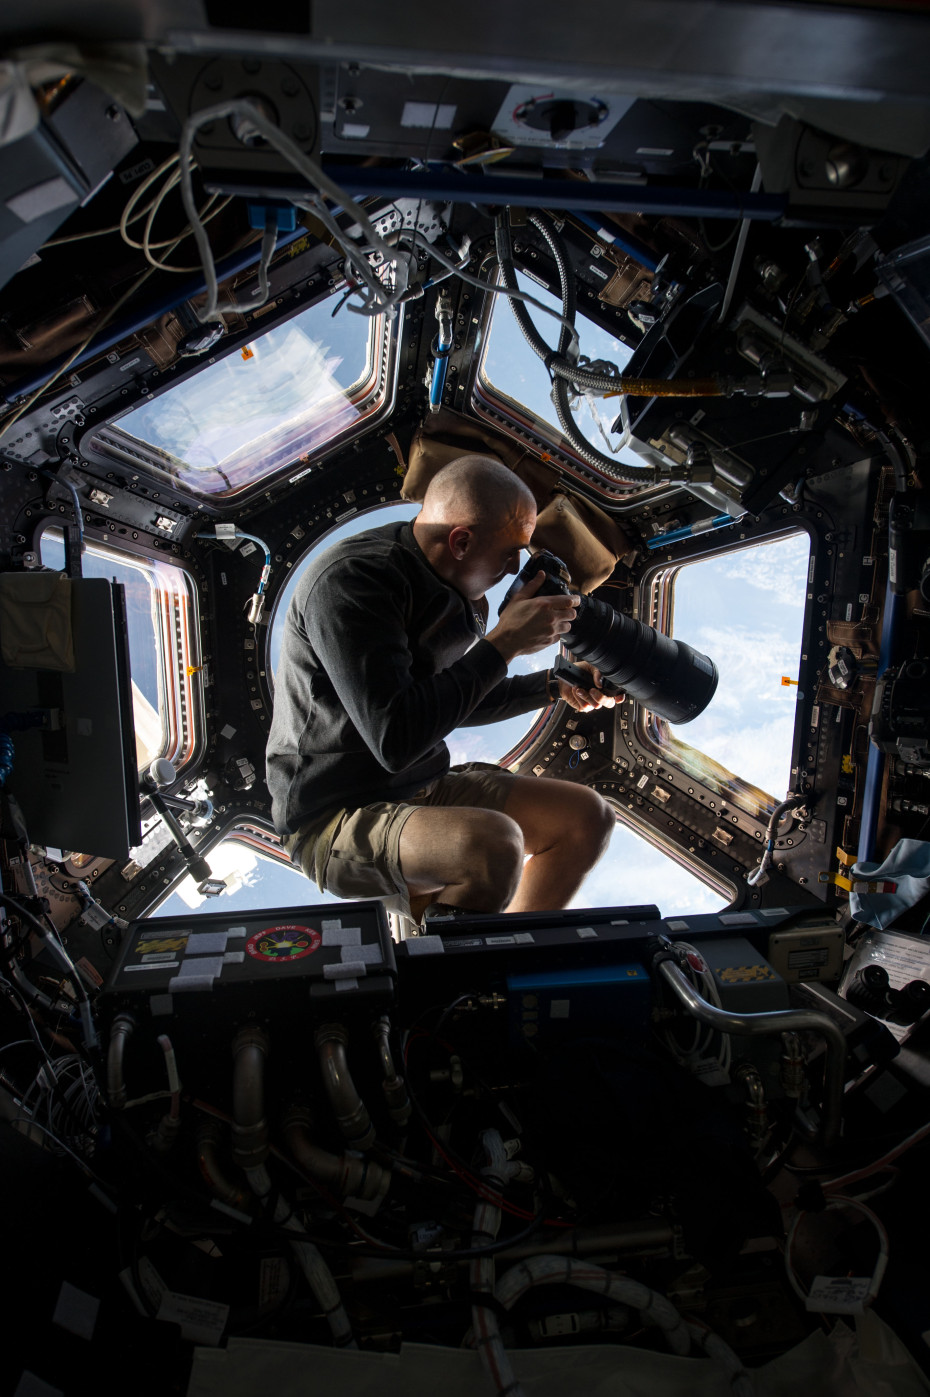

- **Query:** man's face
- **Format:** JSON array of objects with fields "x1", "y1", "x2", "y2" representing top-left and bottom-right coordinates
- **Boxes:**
[{"x1": 453, "y1": 509, "x2": 536, "y2": 600}]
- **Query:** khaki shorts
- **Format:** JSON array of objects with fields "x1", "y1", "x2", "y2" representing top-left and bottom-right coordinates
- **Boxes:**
[{"x1": 283, "y1": 762, "x2": 517, "y2": 906}]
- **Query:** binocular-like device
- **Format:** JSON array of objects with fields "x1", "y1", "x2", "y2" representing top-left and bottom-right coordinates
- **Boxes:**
[{"x1": 502, "y1": 550, "x2": 718, "y2": 725}]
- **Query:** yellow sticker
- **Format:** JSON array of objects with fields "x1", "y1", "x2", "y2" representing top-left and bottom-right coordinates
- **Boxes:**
[
  {"x1": 134, "y1": 936, "x2": 188, "y2": 955},
  {"x1": 719, "y1": 964, "x2": 776, "y2": 982}
]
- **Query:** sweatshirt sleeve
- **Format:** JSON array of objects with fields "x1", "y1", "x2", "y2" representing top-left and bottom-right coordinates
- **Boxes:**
[
  {"x1": 303, "y1": 553, "x2": 509, "y2": 772},
  {"x1": 462, "y1": 670, "x2": 550, "y2": 726}
]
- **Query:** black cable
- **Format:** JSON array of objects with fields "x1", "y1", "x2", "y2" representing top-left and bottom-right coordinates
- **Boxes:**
[{"x1": 494, "y1": 213, "x2": 654, "y2": 483}]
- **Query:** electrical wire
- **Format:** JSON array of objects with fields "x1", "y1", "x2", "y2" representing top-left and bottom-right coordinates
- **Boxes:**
[
  {"x1": 0, "y1": 893, "x2": 97, "y2": 1050},
  {"x1": 783, "y1": 1196, "x2": 889, "y2": 1308},
  {"x1": 747, "y1": 793, "x2": 808, "y2": 886},
  {"x1": 43, "y1": 151, "x2": 229, "y2": 258},
  {"x1": 178, "y1": 100, "x2": 414, "y2": 322},
  {"x1": 823, "y1": 1119, "x2": 930, "y2": 1193},
  {"x1": 394, "y1": 226, "x2": 581, "y2": 347}
]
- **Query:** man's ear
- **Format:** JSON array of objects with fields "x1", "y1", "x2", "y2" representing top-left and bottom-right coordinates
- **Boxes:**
[{"x1": 447, "y1": 525, "x2": 472, "y2": 561}]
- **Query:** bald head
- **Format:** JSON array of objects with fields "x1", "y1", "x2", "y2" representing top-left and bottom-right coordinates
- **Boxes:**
[
  {"x1": 417, "y1": 455, "x2": 536, "y2": 528},
  {"x1": 413, "y1": 455, "x2": 537, "y2": 600}
]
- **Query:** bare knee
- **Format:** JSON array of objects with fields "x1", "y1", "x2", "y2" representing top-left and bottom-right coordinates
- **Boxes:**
[
  {"x1": 584, "y1": 791, "x2": 616, "y2": 852},
  {"x1": 458, "y1": 810, "x2": 524, "y2": 908},
  {"x1": 555, "y1": 789, "x2": 615, "y2": 861}
]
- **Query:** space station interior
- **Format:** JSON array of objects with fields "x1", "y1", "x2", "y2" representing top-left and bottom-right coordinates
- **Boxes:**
[{"x1": 4, "y1": 4, "x2": 930, "y2": 1394}]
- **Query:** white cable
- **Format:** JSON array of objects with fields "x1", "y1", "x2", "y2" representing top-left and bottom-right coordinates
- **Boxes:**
[
  {"x1": 245, "y1": 1163, "x2": 355, "y2": 1347},
  {"x1": 664, "y1": 943, "x2": 731, "y2": 1074},
  {"x1": 179, "y1": 101, "x2": 413, "y2": 323},
  {"x1": 784, "y1": 1197, "x2": 889, "y2": 1307}
]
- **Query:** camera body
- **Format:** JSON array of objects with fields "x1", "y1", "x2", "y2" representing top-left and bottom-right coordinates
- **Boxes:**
[{"x1": 502, "y1": 550, "x2": 718, "y2": 725}]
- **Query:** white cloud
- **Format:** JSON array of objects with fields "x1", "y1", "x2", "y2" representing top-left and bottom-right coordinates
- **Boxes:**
[
  {"x1": 718, "y1": 534, "x2": 810, "y2": 607},
  {"x1": 688, "y1": 624, "x2": 803, "y2": 714},
  {"x1": 571, "y1": 820, "x2": 729, "y2": 916}
]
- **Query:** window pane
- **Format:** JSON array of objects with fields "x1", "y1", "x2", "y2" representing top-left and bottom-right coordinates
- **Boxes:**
[
  {"x1": 478, "y1": 271, "x2": 643, "y2": 472},
  {"x1": 152, "y1": 833, "x2": 315, "y2": 916},
  {"x1": 665, "y1": 533, "x2": 810, "y2": 800},
  {"x1": 260, "y1": 503, "x2": 724, "y2": 915},
  {"x1": 40, "y1": 529, "x2": 198, "y2": 771},
  {"x1": 571, "y1": 820, "x2": 729, "y2": 915},
  {"x1": 97, "y1": 299, "x2": 388, "y2": 497}
]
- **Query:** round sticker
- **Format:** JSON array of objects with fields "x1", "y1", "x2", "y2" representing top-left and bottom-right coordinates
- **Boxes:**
[{"x1": 245, "y1": 924, "x2": 321, "y2": 962}]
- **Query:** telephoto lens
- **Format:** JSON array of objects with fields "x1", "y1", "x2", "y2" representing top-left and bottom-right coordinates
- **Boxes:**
[{"x1": 502, "y1": 551, "x2": 718, "y2": 724}]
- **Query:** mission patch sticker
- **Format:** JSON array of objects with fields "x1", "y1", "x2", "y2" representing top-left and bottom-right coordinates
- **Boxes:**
[{"x1": 245, "y1": 924, "x2": 321, "y2": 962}]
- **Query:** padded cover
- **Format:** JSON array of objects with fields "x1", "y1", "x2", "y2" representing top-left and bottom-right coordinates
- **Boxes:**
[
  {"x1": 403, "y1": 408, "x2": 632, "y2": 592},
  {"x1": 0, "y1": 570, "x2": 74, "y2": 671}
]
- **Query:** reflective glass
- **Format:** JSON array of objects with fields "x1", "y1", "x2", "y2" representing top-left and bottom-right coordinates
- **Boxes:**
[
  {"x1": 478, "y1": 271, "x2": 644, "y2": 473},
  {"x1": 665, "y1": 532, "x2": 811, "y2": 800},
  {"x1": 40, "y1": 529, "x2": 197, "y2": 771},
  {"x1": 108, "y1": 301, "x2": 382, "y2": 496}
]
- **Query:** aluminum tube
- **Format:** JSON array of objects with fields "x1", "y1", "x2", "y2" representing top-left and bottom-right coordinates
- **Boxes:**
[
  {"x1": 315, "y1": 1024, "x2": 375, "y2": 1150},
  {"x1": 231, "y1": 1025, "x2": 270, "y2": 1169},
  {"x1": 657, "y1": 959, "x2": 846, "y2": 1146},
  {"x1": 283, "y1": 1108, "x2": 388, "y2": 1201},
  {"x1": 717, "y1": 163, "x2": 764, "y2": 326},
  {"x1": 196, "y1": 1117, "x2": 249, "y2": 1210},
  {"x1": 374, "y1": 1019, "x2": 396, "y2": 1083}
]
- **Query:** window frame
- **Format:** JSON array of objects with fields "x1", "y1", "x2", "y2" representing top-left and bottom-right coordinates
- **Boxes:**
[
  {"x1": 635, "y1": 524, "x2": 814, "y2": 820},
  {"x1": 39, "y1": 527, "x2": 203, "y2": 777},
  {"x1": 465, "y1": 259, "x2": 661, "y2": 507},
  {"x1": 82, "y1": 294, "x2": 401, "y2": 504}
]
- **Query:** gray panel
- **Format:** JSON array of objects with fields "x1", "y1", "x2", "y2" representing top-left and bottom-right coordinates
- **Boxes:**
[{"x1": 0, "y1": 577, "x2": 141, "y2": 860}]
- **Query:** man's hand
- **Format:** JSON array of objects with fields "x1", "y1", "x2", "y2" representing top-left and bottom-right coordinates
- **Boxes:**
[
  {"x1": 557, "y1": 660, "x2": 619, "y2": 713},
  {"x1": 485, "y1": 571, "x2": 580, "y2": 663}
]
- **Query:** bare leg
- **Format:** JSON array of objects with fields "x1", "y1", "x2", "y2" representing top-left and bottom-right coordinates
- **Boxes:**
[
  {"x1": 502, "y1": 777, "x2": 615, "y2": 913},
  {"x1": 397, "y1": 805, "x2": 525, "y2": 917}
]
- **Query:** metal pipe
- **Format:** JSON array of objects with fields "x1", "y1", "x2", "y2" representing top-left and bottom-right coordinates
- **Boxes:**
[
  {"x1": 315, "y1": 1023, "x2": 375, "y2": 1150},
  {"x1": 657, "y1": 959, "x2": 846, "y2": 1146},
  {"x1": 231, "y1": 1024, "x2": 270, "y2": 1170},
  {"x1": 717, "y1": 163, "x2": 764, "y2": 325},
  {"x1": 196, "y1": 1116, "x2": 250, "y2": 1211},
  {"x1": 283, "y1": 1107, "x2": 388, "y2": 1201},
  {"x1": 373, "y1": 1017, "x2": 411, "y2": 1125},
  {"x1": 858, "y1": 582, "x2": 903, "y2": 864}
]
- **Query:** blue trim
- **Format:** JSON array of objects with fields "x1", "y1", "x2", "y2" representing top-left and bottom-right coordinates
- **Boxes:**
[
  {"x1": 645, "y1": 514, "x2": 735, "y2": 548},
  {"x1": 4, "y1": 226, "x2": 309, "y2": 406},
  {"x1": 572, "y1": 212, "x2": 661, "y2": 273},
  {"x1": 320, "y1": 165, "x2": 787, "y2": 222}
]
